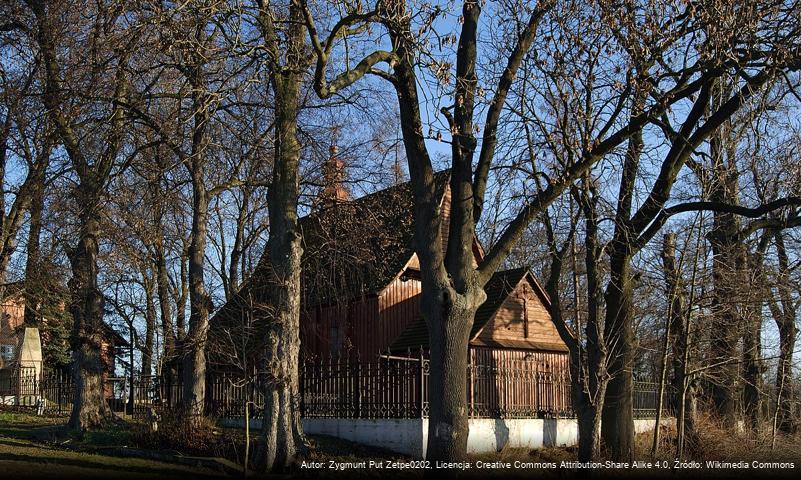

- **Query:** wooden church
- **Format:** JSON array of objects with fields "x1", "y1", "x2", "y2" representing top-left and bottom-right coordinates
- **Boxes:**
[{"x1": 210, "y1": 158, "x2": 569, "y2": 378}]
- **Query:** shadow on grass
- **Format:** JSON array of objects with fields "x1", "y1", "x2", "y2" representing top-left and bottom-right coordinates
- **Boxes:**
[
  {"x1": 0, "y1": 419, "x2": 132, "y2": 445},
  {"x1": 0, "y1": 437, "x2": 38, "y2": 448},
  {"x1": 0, "y1": 423, "x2": 56, "y2": 441},
  {"x1": 0, "y1": 451, "x2": 227, "y2": 478}
]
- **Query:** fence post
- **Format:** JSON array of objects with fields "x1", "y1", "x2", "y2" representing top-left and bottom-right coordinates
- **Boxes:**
[
  {"x1": 468, "y1": 349, "x2": 474, "y2": 418},
  {"x1": 58, "y1": 370, "x2": 63, "y2": 415},
  {"x1": 350, "y1": 352, "x2": 358, "y2": 418},
  {"x1": 299, "y1": 357, "x2": 306, "y2": 418},
  {"x1": 417, "y1": 347, "x2": 425, "y2": 418}
]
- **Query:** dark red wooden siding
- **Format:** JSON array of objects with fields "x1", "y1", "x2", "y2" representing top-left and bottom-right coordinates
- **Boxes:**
[
  {"x1": 374, "y1": 276, "x2": 422, "y2": 358},
  {"x1": 469, "y1": 346, "x2": 571, "y2": 415}
]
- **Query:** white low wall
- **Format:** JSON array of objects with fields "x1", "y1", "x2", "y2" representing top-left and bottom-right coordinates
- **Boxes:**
[
  {"x1": 464, "y1": 418, "x2": 660, "y2": 453},
  {"x1": 221, "y1": 418, "x2": 430, "y2": 457},
  {"x1": 298, "y1": 417, "x2": 664, "y2": 458},
  {"x1": 303, "y1": 418, "x2": 426, "y2": 458}
]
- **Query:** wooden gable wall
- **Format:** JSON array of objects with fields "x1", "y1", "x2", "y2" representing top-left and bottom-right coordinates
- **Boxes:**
[{"x1": 471, "y1": 277, "x2": 566, "y2": 351}]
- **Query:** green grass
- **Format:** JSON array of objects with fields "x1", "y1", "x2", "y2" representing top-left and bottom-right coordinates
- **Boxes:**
[
  {"x1": 0, "y1": 409, "x2": 131, "y2": 446},
  {"x1": 0, "y1": 409, "x2": 225, "y2": 478},
  {"x1": 0, "y1": 435, "x2": 226, "y2": 478}
]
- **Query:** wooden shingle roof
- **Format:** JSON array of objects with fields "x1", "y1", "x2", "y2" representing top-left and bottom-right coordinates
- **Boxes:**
[{"x1": 211, "y1": 171, "x2": 451, "y2": 331}]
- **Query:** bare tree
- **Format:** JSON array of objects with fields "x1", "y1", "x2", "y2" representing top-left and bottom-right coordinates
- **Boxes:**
[
  {"x1": 22, "y1": 0, "x2": 141, "y2": 430},
  {"x1": 300, "y1": 0, "x2": 758, "y2": 460},
  {"x1": 250, "y1": 0, "x2": 311, "y2": 470}
]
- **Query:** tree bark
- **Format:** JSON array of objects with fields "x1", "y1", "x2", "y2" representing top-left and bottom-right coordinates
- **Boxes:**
[
  {"x1": 182, "y1": 163, "x2": 210, "y2": 416},
  {"x1": 601, "y1": 110, "x2": 643, "y2": 462},
  {"x1": 388, "y1": 14, "x2": 488, "y2": 461},
  {"x1": 601, "y1": 252, "x2": 635, "y2": 461},
  {"x1": 706, "y1": 159, "x2": 746, "y2": 425},
  {"x1": 228, "y1": 189, "x2": 249, "y2": 296},
  {"x1": 423, "y1": 287, "x2": 482, "y2": 461},
  {"x1": 661, "y1": 232, "x2": 700, "y2": 446},
  {"x1": 180, "y1": 49, "x2": 213, "y2": 417},
  {"x1": 67, "y1": 191, "x2": 113, "y2": 430},
  {"x1": 25, "y1": 0, "x2": 127, "y2": 431},
  {"x1": 772, "y1": 231, "x2": 797, "y2": 433},
  {"x1": 255, "y1": 3, "x2": 307, "y2": 471},
  {"x1": 742, "y1": 267, "x2": 764, "y2": 430},
  {"x1": 176, "y1": 243, "x2": 189, "y2": 341},
  {"x1": 23, "y1": 149, "x2": 48, "y2": 327},
  {"x1": 576, "y1": 180, "x2": 609, "y2": 462},
  {"x1": 154, "y1": 235, "x2": 176, "y2": 359},
  {"x1": 142, "y1": 269, "x2": 156, "y2": 378}
]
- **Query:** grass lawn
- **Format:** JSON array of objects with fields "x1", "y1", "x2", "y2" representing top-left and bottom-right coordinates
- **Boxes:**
[
  {"x1": 5, "y1": 409, "x2": 800, "y2": 479},
  {"x1": 0, "y1": 410, "x2": 226, "y2": 479}
]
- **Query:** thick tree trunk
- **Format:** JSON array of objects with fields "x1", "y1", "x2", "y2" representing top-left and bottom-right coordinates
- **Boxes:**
[
  {"x1": 176, "y1": 245, "x2": 189, "y2": 341},
  {"x1": 708, "y1": 223, "x2": 745, "y2": 424},
  {"x1": 576, "y1": 398, "x2": 605, "y2": 461},
  {"x1": 601, "y1": 95, "x2": 643, "y2": 461},
  {"x1": 601, "y1": 250, "x2": 635, "y2": 462},
  {"x1": 23, "y1": 158, "x2": 47, "y2": 327},
  {"x1": 142, "y1": 272, "x2": 156, "y2": 378},
  {"x1": 155, "y1": 237, "x2": 175, "y2": 359},
  {"x1": 67, "y1": 198, "x2": 112, "y2": 431},
  {"x1": 773, "y1": 231, "x2": 797, "y2": 433},
  {"x1": 26, "y1": 0, "x2": 124, "y2": 432},
  {"x1": 181, "y1": 56, "x2": 212, "y2": 417},
  {"x1": 182, "y1": 166, "x2": 210, "y2": 417},
  {"x1": 423, "y1": 284, "x2": 483, "y2": 462},
  {"x1": 705, "y1": 84, "x2": 747, "y2": 427},
  {"x1": 256, "y1": 11, "x2": 307, "y2": 465}
]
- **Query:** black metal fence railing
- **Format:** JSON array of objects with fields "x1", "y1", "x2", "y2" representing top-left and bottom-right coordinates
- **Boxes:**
[
  {"x1": 0, "y1": 359, "x2": 672, "y2": 421},
  {"x1": 299, "y1": 356, "x2": 670, "y2": 420},
  {"x1": 0, "y1": 367, "x2": 73, "y2": 415}
]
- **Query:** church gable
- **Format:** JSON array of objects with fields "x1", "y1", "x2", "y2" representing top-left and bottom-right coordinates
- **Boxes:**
[{"x1": 471, "y1": 273, "x2": 566, "y2": 351}]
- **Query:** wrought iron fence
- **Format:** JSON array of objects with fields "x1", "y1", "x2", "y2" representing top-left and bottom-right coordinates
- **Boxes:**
[
  {"x1": 301, "y1": 354, "x2": 426, "y2": 418},
  {"x1": 0, "y1": 358, "x2": 671, "y2": 421},
  {"x1": 0, "y1": 367, "x2": 73, "y2": 415},
  {"x1": 300, "y1": 354, "x2": 671, "y2": 420},
  {"x1": 301, "y1": 353, "x2": 576, "y2": 419}
]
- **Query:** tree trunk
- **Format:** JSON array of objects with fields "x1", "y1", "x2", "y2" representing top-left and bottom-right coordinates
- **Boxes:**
[
  {"x1": 176, "y1": 244, "x2": 189, "y2": 341},
  {"x1": 155, "y1": 236, "x2": 176, "y2": 359},
  {"x1": 228, "y1": 189, "x2": 249, "y2": 296},
  {"x1": 67, "y1": 195, "x2": 112, "y2": 431},
  {"x1": 653, "y1": 234, "x2": 677, "y2": 454},
  {"x1": 576, "y1": 398, "x2": 605, "y2": 461},
  {"x1": 577, "y1": 180, "x2": 609, "y2": 462},
  {"x1": 776, "y1": 326, "x2": 796, "y2": 433},
  {"x1": 601, "y1": 94, "x2": 643, "y2": 461},
  {"x1": 0, "y1": 112, "x2": 12, "y2": 281},
  {"x1": 708, "y1": 215, "x2": 745, "y2": 425},
  {"x1": 601, "y1": 253, "x2": 635, "y2": 462},
  {"x1": 23, "y1": 155, "x2": 47, "y2": 327},
  {"x1": 742, "y1": 288, "x2": 764, "y2": 430},
  {"x1": 180, "y1": 54, "x2": 212, "y2": 417},
  {"x1": 142, "y1": 271, "x2": 156, "y2": 378},
  {"x1": 182, "y1": 164, "x2": 210, "y2": 417},
  {"x1": 772, "y1": 231, "x2": 797, "y2": 433},
  {"x1": 662, "y1": 232, "x2": 700, "y2": 445},
  {"x1": 423, "y1": 284, "x2": 482, "y2": 461},
  {"x1": 705, "y1": 81, "x2": 746, "y2": 426},
  {"x1": 256, "y1": 8, "x2": 307, "y2": 466}
]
